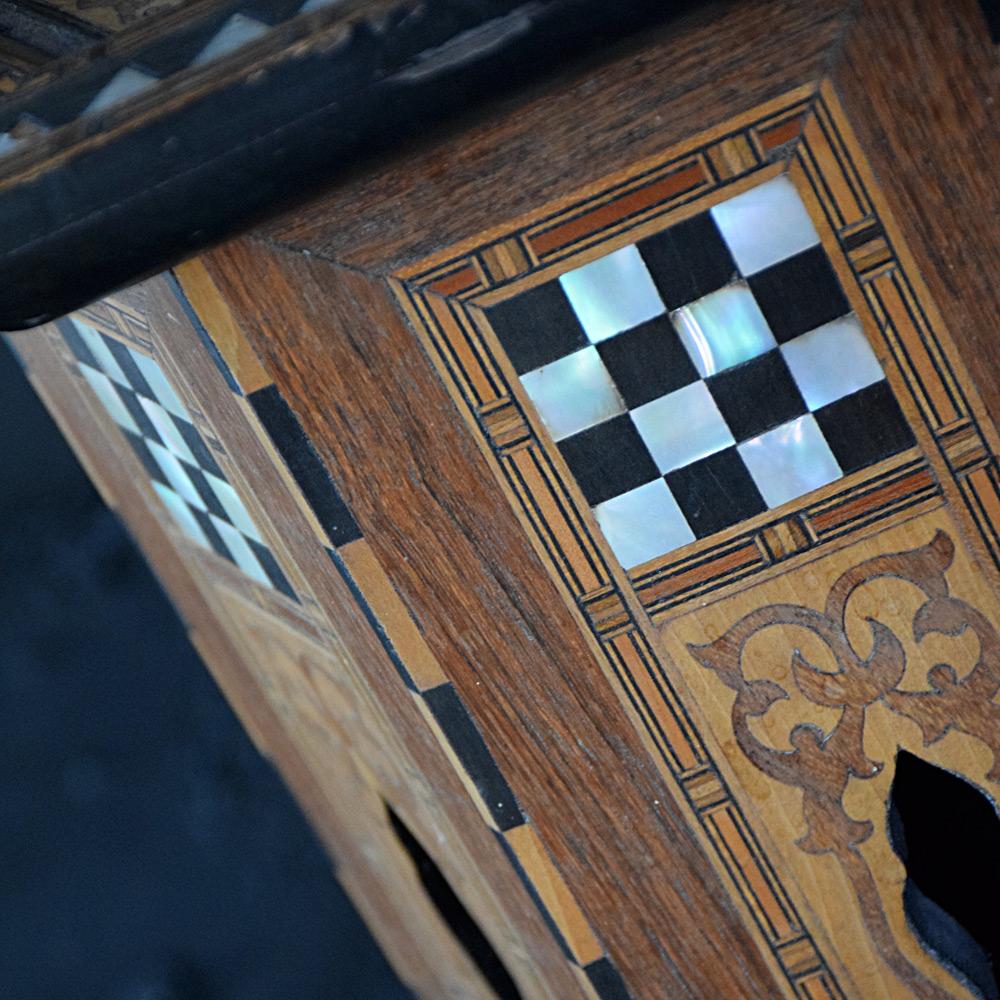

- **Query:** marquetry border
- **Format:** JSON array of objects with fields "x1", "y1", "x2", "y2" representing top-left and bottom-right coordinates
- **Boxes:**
[
  {"x1": 790, "y1": 90, "x2": 1000, "y2": 580},
  {"x1": 393, "y1": 82, "x2": 1000, "y2": 999}
]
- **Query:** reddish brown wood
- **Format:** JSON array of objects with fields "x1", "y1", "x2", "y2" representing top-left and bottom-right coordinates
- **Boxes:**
[
  {"x1": 200, "y1": 237, "x2": 784, "y2": 999},
  {"x1": 263, "y1": 0, "x2": 851, "y2": 272},
  {"x1": 830, "y1": 0, "x2": 1000, "y2": 428}
]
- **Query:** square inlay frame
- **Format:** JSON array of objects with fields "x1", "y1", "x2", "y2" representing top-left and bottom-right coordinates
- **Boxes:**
[
  {"x1": 394, "y1": 84, "x2": 999, "y2": 622},
  {"x1": 394, "y1": 83, "x2": 1000, "y2": 999}
]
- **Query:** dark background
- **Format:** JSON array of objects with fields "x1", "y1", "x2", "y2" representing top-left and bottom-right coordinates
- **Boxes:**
[{"x1": 0, "y1": 335, "x2": 411, "y2": 1000}]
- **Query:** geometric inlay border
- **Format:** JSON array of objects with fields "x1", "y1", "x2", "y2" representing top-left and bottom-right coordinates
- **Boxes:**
[{"x1": 394, "y1": 81, "x2": 1000, "y2": 999}]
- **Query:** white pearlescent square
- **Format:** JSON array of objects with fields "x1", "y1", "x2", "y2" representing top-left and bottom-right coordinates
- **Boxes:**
[
  {"x1": 148, "y1": 439, "x2": 206, "y2": 511},
  {"x1": 520, "y1": 346, "x2": 624, "y2": 441},
  {"x1": 558, "y1": 245, "x2": 664, "y2": 344},
  {"x1": 631, "y1": 382, "x2": 734, "y2": 474},
  {"x1": 131, "y1": 352, "x2": 190, "y2": 419},
  {"x1": 153, "y1": 481, "x2": 208, "y2": 548},
  {"x1": 73, "y1": 320, "x2": 129, "y2": 386},
  {"x1": 781, "y1": 315, "x2": 885, "y2": 410},
  {"x1": 738, "y1": 415, "x2": 841, "y2": 508},
  {"x1": 710, "y1": 176, "x2": 820, "y2": 276},
  {"x1": 80, "y1": 365, "x2": 139, "y2": 434},
  {"x1": 672, "y1": 284, "x2": 776, "y2": 377},
  {"x1": 206, "y1": 473, "x2": 262, "y2": 542},
  {"x1": 193, "y1": 14, "x2": 268, "y2": 65},
  {"x1": 212, "y1": 516, "x2": 270, "y2": 586},
  {"x1": 594, "y1": 479, "x2": 695, "y2": 569},
  {"x1": 139, "y1": 397, "x2": 196, "y2": 465},
  {"x1": 85, "y1": 67, "x2": 156, "y2": 115}
]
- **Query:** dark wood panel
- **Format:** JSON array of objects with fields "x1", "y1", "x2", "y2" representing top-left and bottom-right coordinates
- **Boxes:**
[
  {"x1": 11, "y1": 300, "x2": 580, "y2": 999},
  {"x1": 264, "y1": 0, "x2": 851, "y2": 272},
  {"x1": 35, "y1": 0, "x2": 195, "y2": 32},
  {"x1": 135, "y1": 274, "x2": 589, "y2": 999},
  {"x1": 830, "y1": 0, "x2": 1000, "y2": 429},
  {"x1": 201, "y1": 235, "x2": 784, "y2": 999}
]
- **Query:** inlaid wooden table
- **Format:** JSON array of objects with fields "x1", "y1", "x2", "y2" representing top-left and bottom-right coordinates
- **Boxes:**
[{"x1": 2, "y1": 2, "x2": 999, "y2": 997}]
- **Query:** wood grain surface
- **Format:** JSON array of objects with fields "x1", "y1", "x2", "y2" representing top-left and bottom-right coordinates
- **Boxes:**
[
  {"x1": 8, "y1": 290, "x2": 588, "y2": 999},
  {"x1": 199, "y1": 238, "x2": 784, "y2": 998},
  {"x1": 666, "y1": 512, "x2": 1000, "y2": 999},
  {"x1": 831, "y1": 0, "x2": 1000, "y2": 429},
  {"x1": 40, "y1": 0, "x2": 195, "y2": 32},
  {"x1": 9, "y1": 1, "x2": 1000, "y2": 996},
  {"x1": 263, "y1": 0, "x2": 851, "y2": 272}
]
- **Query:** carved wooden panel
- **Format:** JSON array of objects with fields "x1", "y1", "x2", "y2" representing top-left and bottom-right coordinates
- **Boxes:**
[
  {"x1": 667, "y1": 514, "x2": 1000, "y2": 998},
  {"x1": 8, "y1": 272, "x2": 625, "y2": 999},
  {"x1": 393, "y1": 81, "x2": 1000, "y2": 999}
]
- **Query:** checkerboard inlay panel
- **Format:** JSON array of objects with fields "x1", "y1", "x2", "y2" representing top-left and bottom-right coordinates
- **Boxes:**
[
  {"x1": 487, "y1": 176, "x2": 915, "y2": 571},
  {"x1": 62, "y1": 318, "x2": 297, "y2": 599}
]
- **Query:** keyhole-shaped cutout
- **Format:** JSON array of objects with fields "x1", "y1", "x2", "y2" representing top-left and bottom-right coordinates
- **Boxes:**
[
  {"x1": 386, "y1": 804, "x2": 522, "y2": 999},
  {"x1": 888, "y1": 751, "x2": 1000, "y2": 999}
]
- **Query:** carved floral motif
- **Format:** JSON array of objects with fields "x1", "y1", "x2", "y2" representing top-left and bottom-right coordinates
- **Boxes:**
[{"x1": 688, "y1": 530, "x2": 1000, "y2": 997}]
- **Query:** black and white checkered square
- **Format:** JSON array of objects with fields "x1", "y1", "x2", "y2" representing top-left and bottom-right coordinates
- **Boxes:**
[
  {"x1": 487, "y1": 176, "x2": 915, "y2": 570},
  {"x1": 62, "y1": 318, "x2": 297, "y2": 600}
]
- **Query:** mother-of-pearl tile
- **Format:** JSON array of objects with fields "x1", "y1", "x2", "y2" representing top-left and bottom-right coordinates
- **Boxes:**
[
  {"x1": 520, "y1": 346, "x2": 625, "y2": 441},
  {"x1": 672, "y1": 284, "x2": 776, "y2": 377},
  {"x1": 558, "y1": 245, "x2": 665, "y2": 344},
  {"x1": 594, "y1": 479, "x2": 694, "y2": 569},
  {"x1": 710, "y1": 175, "x2": 820, "y2": 276},
  {"x1": 780, "y1": 315, "x2": 884, "y2": 411},
  {"x1": 738, "y1": 414, "x2": 841, "y2": 508},
  {"x1": 630, "y1": 381, "x2": 734, "y2": 473}
]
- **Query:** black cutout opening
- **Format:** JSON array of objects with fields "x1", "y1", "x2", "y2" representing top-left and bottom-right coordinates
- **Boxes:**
[
  {"x1": 386, "y1": 805, "x2": 522, "y2": 999},
  {"x1": 888, "y1": 751, "x2": 1000, "y2": 999},
  {"x1": 977, "y1": 0, "x2": 1000, "y2": 44}
]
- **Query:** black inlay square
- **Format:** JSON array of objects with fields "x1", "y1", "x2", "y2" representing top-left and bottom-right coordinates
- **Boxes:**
[
  {"x1": 173, "y1": 416, "x2": 225, "y2": 479},
  {"x1": 248, "y1": 385, "x2": 362, "y2": 547},
  {"x1": 485, "y1": 281, "x2": 586, "y2": 374},
  {"x1": 114, "y1": 384, "x2": 161, "y2": 443},
  {"x1": 596, "y1": 314, "x2": 698, "y2": 408},
  {"x1": 707, "y1": 350, "x2": 807, "y2": 441},
  {"x1": 558, "y1": 415, "x2": 659, "y2": 506},
  {"x1": 814, "y1": 381, "x2": 915, "y2": 474},
  {"x1": 123, "y1": 430, "x2": 166, "y2": 485},
  {"x1": 104, "y1": 336, "x2": 154, "y2": 399},
  {"x1": 584, "y1": 957, "x2": 633, "y2": 1000},
  {"x1": 247, "y1": 538, "x2": 298, "y2": 602},
  {"x1": 132, "y1": 15, "x2": 230, "y2": 77},
  {"x1": 638, "y1": 212, "x2": 736, "y2": 309},
  {"x1": 748, "y1": 246, "x2": 850, "y2": 343},
  {"x1": 59, "y1": 320, "x2": 98, "y2": 367},
  {"x1": 423, "y1": 683, "x2": 524, "y2": 832},
  {"x1": 666, "y1": 448, "x2": 765, "y2": 537},
  {"x1": 190, "y1": 508, "x2": 230, "y2": 560},
  {"x1": 238, "y1": 0, "x2": 307, "y2": 27},
  {"x1": 184, "y1": 463, "x2": 229, "y2": 521}
]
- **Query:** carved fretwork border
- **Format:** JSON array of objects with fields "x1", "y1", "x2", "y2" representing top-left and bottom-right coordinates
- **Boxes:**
[{"x1": 394, "y1": 83, "x2": 1000, "y2": 999}]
